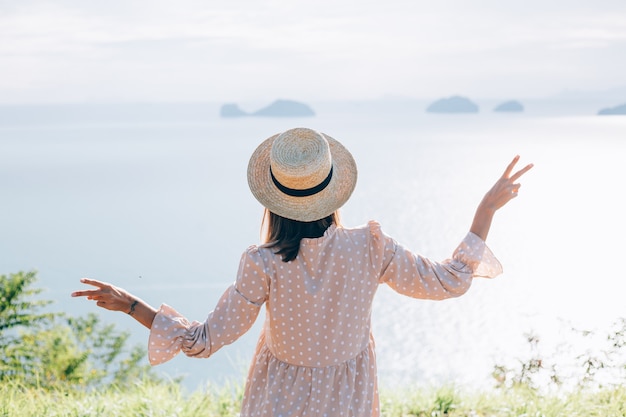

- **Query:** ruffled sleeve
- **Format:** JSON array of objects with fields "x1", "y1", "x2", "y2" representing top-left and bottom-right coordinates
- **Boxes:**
[
  {"x1": 148, "y1": 247, "x2": 270, "y2": 366},
  {"x1": 370, "y1": 221, "x2": 502, "y2": 300},
  {"x1": 149, "y1": 303, "x2": 205, "y2": 365},
  {"x1": 452, "y1": 232, "x2": 502, "y2": 278}
]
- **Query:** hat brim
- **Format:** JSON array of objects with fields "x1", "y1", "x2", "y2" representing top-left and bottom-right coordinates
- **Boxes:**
[{"x1": 247, "y1": 132, "x2": 357, "y2": 222}]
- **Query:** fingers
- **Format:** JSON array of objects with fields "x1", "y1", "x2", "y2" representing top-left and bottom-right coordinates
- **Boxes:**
[
  {"x1": 79, "y1": 278, "x2": 109, "y2": 288},
  {"x1": 71, "y1": 289, "x2": 100, "y2": 298},
  {"x1": 501, "y1": 155, "x2": 520, "y2": 178},
  {"x1": 510, "y1": 163, "x2": 534, "y2": 182},
  {"x1": 72, "y1": 278, "x2": 129, "y2": 313},
  {"x1": 71, "y1": 278, "x2": 111, "y2": 298},
  {"x1": 502, "y1": 155, "x2": 533, "y2": 181}
]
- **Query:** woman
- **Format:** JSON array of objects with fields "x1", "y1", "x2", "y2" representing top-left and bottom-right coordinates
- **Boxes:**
[{"x1": 72, "y1": 127, "x2": 532, "y2": 416}]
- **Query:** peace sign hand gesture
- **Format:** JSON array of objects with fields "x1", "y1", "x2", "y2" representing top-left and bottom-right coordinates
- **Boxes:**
[
  {"x1": 71, "y1": 278, "x2": 156, "y2": 328},
  {"x1": 470, "y1": 155, "x2": 533, "y2": 241},
  {"x1": 481, "y1": 155, "x2": 534, "y2": 212},
  {"x1": 71, "y1": 278, "x2": 134, "y2": 312}
]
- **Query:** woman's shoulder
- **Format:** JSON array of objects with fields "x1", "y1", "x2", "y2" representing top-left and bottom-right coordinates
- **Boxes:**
[
  {"x1": 341, "y1": 220, "x2": 384, "y2": 235},
  {"x1": 236, "y1": 245, "x2": 278, "y2": 276},
  {"x1": 242, "y1": 243, "x2": 272, "y2": 257},
  {"x1": 237, "y1": 244, "x2": 271, "y2": 265},
  {"x1": 333, "y1": 220, "x2": 389, "y2": 245}
]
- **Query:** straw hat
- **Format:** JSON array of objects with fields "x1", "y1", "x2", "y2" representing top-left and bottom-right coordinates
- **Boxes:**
[{"x1": 247, "y1": 128, "x2": 357, "y2": 222}]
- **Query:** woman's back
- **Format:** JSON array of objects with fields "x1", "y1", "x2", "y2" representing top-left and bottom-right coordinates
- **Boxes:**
[{"x1": 257, "y1": 222, "x2": 380, "y2": 367}]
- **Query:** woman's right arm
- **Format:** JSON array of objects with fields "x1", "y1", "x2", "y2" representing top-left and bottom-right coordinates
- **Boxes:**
[
  {"x1": 470, "y1": 155, "x2": 533, "y2": 241},
  {"x1": 71, "y1": 278, "x2": 157, "y2": 329}
]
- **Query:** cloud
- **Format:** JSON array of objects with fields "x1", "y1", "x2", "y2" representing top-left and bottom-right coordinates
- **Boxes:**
[{"x1": 1, "y1": 0, "x2": 625, "y2": 102}]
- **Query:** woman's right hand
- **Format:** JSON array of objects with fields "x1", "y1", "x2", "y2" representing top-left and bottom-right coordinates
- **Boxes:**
[
  {"x1": 479, "y1": 155, "x2": 533, "y2": 212},
  {"x1": 470, "y1": 155, "x2": 533, "y2": 241}
]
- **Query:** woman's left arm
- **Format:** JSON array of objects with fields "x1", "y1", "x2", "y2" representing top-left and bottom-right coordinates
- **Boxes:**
[{"x1": 71, "y1": 278, "x2": 157, "y2": 329}]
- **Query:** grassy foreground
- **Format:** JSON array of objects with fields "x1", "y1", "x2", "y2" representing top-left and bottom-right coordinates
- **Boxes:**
[{"x1": 2, "y1": 380, "x2": 626, "y2": 417}]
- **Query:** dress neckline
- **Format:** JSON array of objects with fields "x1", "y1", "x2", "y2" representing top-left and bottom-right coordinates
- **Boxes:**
[{"x1": 300, "y1": 224, "x2": 338, "y2": 245}]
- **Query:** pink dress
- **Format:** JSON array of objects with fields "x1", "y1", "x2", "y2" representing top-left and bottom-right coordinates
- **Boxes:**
[{"x1": 148, "y1": 221, "x2": 502, "y2": 416}]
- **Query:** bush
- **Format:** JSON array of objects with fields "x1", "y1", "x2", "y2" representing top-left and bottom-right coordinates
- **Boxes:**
[
  {"x1": 493, "y1": 320, "x2": 626, "y2": 392},
  {"x1": 0, "y1": 271, "x2": 158, "y2": 389}
]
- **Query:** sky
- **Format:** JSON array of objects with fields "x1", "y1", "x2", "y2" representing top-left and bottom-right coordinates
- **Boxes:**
[{"x1": 1, "y1": 0, "x2": 626, "y2": 104}]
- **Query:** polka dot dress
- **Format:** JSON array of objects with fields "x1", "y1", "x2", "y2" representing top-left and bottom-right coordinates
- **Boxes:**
[{"x1": 148, "y1": 221, "x2": 502, "y2": 417}]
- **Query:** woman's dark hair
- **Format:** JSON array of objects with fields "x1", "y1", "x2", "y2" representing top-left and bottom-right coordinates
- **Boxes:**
[{"x1": 261, "y1": 209, "x2": 339, "y2": 262}]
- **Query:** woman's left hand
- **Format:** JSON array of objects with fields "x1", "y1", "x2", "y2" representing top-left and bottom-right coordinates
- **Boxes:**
[{"x1": 71, "y1": 278, "x2": 135, "y2": 313}]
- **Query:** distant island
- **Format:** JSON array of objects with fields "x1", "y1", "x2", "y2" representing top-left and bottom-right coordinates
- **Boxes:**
[
  {"x1": 598, "y1": 103, "x2": 626, "y2": 115},
  {"x1": 220, "y1": 104, "x2": 248, "y2": 117},
  {"x1": 426, "y1": 96, "x2": 479, "y2": 113},
  {"x1": 494, "y1": 100, "x2": 524, "y2": 112},
  {"x1": 220, "y1": 99, "x2": 315, "y2": 118}
]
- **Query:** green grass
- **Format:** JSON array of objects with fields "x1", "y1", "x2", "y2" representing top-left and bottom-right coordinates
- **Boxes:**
[
  {"x1": 0, "y1": 379, "x2": 243, "y2": 417},
  {"x1": 2, "y1": 380, "x2": 626, "y2": 417},
  {"x1": 379, "y1": 384, "x2": 626, "y2": 416}
]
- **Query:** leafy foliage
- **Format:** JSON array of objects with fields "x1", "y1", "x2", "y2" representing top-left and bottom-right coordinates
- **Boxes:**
[
  {"x1": 493, "y1": 319, "x2": 626, "y2": 392},
  {"x1": 0, "y1": 270, "x2": 158, "y2": 389},
  {"x1": 0, "y1": 271, "x2": 52, "y2": 333}
]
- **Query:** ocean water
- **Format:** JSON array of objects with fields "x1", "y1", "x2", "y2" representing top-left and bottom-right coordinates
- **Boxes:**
[{"x1": 1, "y1": 100, "x2": 624, "y2": 391}]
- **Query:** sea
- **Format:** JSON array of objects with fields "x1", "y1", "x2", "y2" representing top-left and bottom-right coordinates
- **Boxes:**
[{"x1": 1, "y1": 99, "x2": 624, "y2": 392}]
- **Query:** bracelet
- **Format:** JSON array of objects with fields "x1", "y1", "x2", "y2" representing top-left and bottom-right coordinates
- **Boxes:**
[{"x1": 128, "y1": 300, "x2": 139, "y2": 316}]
